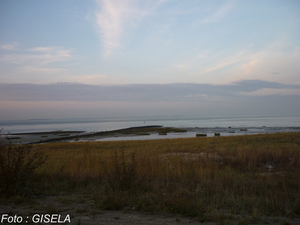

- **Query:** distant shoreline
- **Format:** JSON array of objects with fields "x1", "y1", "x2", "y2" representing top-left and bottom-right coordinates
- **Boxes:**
[
  {"x1": 2, "y1": 125, "x2": 300, "y2": 145},
  {"x1": 5, "y1": 125, "x2": 163, "y2": 136},
  {"x1": 2, "y1": 125, "x2": 165, "y2": 144},
  {"x1": 6, "y1": 130, "x2": 85, "y2": 135}
]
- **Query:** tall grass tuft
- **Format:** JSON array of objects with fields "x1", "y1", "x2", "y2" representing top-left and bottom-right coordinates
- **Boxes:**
[
  {"x1": 106, "y1": 149, "x2": 138, "y2": 193},
  {"x1": 0, "y1": 132, "x2": 47, "y2": 197}
]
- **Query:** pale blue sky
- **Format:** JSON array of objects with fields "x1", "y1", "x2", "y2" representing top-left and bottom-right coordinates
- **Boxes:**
[{"x1": 0, "y1": 0, "x2": 300, "y2": 120}]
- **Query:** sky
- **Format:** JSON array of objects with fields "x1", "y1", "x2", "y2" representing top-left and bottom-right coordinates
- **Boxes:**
[{"x1": 0, "y1": 0, "x2": 300, "y2": 120}]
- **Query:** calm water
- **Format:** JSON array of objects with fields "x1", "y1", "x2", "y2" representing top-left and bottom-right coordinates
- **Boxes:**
[{"x1": 1, "y1": 114, "x2": 300, "y2": 134}]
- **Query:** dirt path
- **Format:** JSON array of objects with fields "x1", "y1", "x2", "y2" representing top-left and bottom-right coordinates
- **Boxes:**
[
  {"x1": 0, "y1": 203, "x2": 204, "y2": 224},
  {"x1": 72, "y1": 211, "x2": 206, "y2": 225},
  {"x1": 1, "y1": 195, "x2": 300, "y2": 225}
]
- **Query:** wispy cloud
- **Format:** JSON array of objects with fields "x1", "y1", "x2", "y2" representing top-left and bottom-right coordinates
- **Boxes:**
[
  {"x1": 19, "y1": 66, "x2": 67, "y2": 74},
  {"x1": 1, "y1": 42, "x2": 19, "y2": 50},
  {"x1": 226, "y1": 41, "x2": 300, "y2": 84},
  {"x1": 201, "y1": 0, "x2": 236, "y2": 23},
  {"x1": 94, "y1": 0, "x2": 167, "y2": 58},
  {"x1": 0, "y1": 47, "x2": 72, "y2": 66},
  {"x1": 0, "y1": 46, "x2": 74, "y2": 83},
  {"x1": 30, "y1": 47, "x2": 55, "y2": 52},
  {"x1": 204, "y1": 51, "x2": 246, "y2": 73}
]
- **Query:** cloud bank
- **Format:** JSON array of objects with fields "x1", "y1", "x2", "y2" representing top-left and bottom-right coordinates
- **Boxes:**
[{"x1": 1, "y1": 80, "x2": 299, "y2": 102}]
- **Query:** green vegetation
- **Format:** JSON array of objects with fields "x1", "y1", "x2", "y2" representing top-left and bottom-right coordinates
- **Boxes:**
[
  {"x1": 58, "y1": 133, "x2": 70, "y2": 136},
  {"x1": 121, "y1": 127, "x2": 187, "y2": 135},
  {"x1": 6, "y1": 136, "x2": 21, "y2": 140},
  {"x1": 1, "y1": 132, "x2": 300, "y2": 223}
]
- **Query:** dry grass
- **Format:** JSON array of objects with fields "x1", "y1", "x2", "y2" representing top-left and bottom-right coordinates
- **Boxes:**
[{"x1": 30, "y1": 132, "x2": 300, "y2": 219}]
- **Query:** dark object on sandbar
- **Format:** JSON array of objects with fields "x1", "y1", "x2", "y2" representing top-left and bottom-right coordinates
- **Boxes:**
[
  {"x1": 135, "y1": 132, "x2": 150, "y2": 135},
  {"x1": 229, "y1": 131, "x2": 235, "y2": 133},
  {"x1": 159, "y1": 132, "x2": 167, "y2": 135},
  {"x1": 240, "y1": 128, "x2": 247, "y2": 131},
  {"x1": 196, "y1": 134, "x2": 207, "y2": 137},
  {"x1": 214, "y1": 133, "x2": 220, "y2": 136}
]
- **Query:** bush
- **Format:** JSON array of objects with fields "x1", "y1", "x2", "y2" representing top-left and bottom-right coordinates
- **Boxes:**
[{"x1": 0, "y1": 132, "x2": 47, "y2": 197}]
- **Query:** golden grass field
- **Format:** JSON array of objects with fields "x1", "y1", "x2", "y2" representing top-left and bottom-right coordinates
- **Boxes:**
[
  {"x1": 29, "y1": 132, "x2": 300, "y2": 220},
  {"x1": 1, "y1": 132, "x2": 300, "y2": 224}
]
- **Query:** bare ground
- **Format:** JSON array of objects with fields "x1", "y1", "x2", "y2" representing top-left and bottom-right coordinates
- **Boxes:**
[{"x1": 1, "y1": 194, "x2": 300, "y2": 225}]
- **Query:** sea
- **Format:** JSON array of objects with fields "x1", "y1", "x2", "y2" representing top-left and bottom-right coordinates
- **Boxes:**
[{"x1": 1, "y1": 114, "x2": 300, "y2": 135}]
